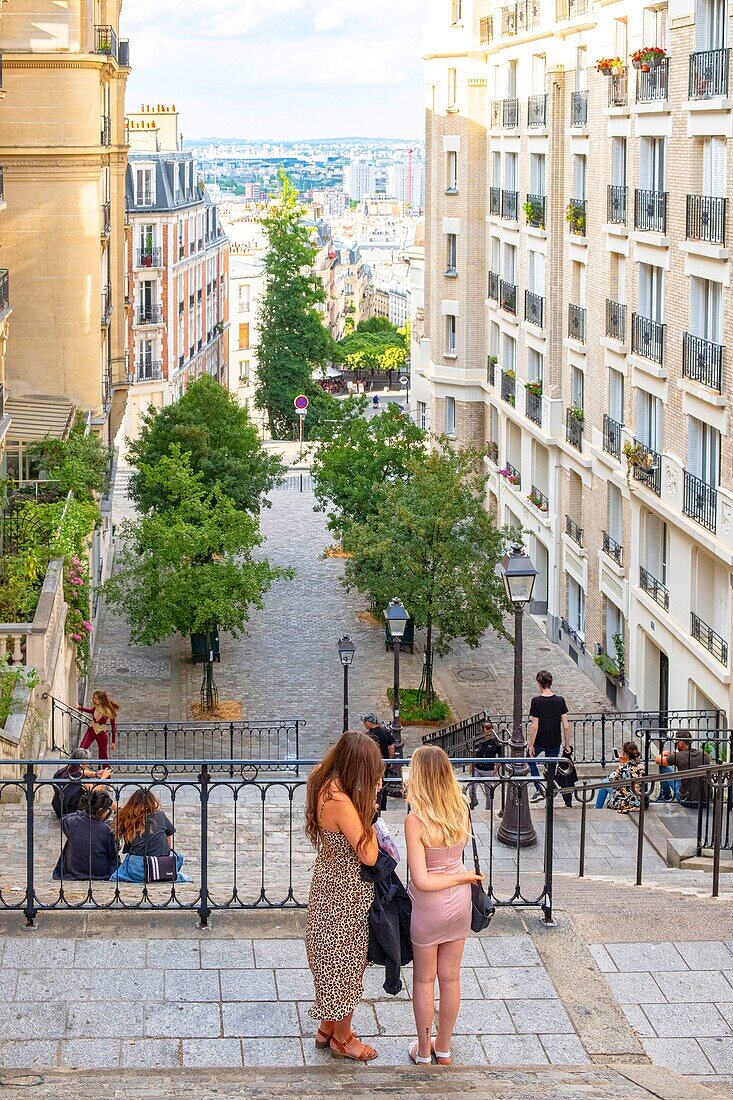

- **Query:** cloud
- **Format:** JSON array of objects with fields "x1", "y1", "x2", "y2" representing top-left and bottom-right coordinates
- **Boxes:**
[{"x1": 312, "y1": 7, "x2": 344, "y2": 32}]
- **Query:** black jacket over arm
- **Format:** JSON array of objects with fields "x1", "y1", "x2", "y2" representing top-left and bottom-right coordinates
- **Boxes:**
[{"x1": 361, "y1": 850, "x2": 413, "y2": 995}]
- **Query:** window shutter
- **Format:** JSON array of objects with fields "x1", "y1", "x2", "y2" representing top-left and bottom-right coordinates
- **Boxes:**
[
  {"x1": 688, "y1": 416, "x2": 702, "y2": 477},
  {"x1": 646, "y1": 513, "x2": 662, "y2": 577},
  {"x1": 639, "y1": 140, "x2": 651, "y2": 190},
  {"x1": 492, "y1": 152, "x2": 501, "y2": 187},
  {"x1": 712, "y1": 566, "x2": 728, "y2": 636},
  {"x1": 708, "y1": 280, "x2": 723, "y2": 342},
  {"x1": 695, "y1": 0, "x2": 710, "y2": 50},
  {"x1": 690, "y1": 276, "x2": 704, "y2": 339},
  {"x1": 710, "y1": 137, "x2": 727, "y2": 197},
  {"x1": 608, "y1": 484, "x2": 622, "y2": 542}
]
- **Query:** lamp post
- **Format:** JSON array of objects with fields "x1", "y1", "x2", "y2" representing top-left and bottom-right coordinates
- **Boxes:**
[
  {"x1": 337, "y1": 635, "x2": 355, "y2": 733},
  {"x1": 496, "y1": 544, "x2": 538, "y2": 848},
  {"x1": 384, "y1": 597, "x2": 409, "y2": 758}
]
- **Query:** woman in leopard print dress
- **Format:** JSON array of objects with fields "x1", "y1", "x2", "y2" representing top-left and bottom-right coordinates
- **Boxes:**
[{"x1": 305, "y1": 730, "x2": 384, "y2": 1062}]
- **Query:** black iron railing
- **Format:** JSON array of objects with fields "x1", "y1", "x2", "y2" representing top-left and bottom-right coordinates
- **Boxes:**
[
  {"x1": 487, "y1": 439, "x2": 499, "y2": 463},
  {"x1": 525, "y1": 193, "x2": 545, "y2": 228},
  {"x1": 101, "y1": 201, "x2": 111, "y2": 237},
  {"x1": 119, "y1": 39, "x2": 130, "y2": 67},
  {"x1": 135, "y1": 361, "x2": 163, "y2": 383},
  {"x1": 100, "y1": 115, "x2": 111, "y2": 146},
  {"x1": 560, "y1": 617, "x2": 585, "y2": 651},
  {"x1": 135, "y1": 304, "x2": 163, "y2": 325},
  {"x1": 503, "y1": 97, "x2": 519, "y2": 128},
  {"x1": 101, "y1": 286, "x2": 112, "y2": 326},
  {"x1": 528, "y1": 93, "x2": 547, "y2": 127},
  {"x1": 502, "y1": 189, "x2": 519, "y2": 220},
  {"x1": 136, "y1": 247, "x2": 162, "y2": 268},
  {"x1": 503, "y1": 461, "x2": 521, "y2": 486},
  {"x1": 500, "y1": 280, "x2": 517, "y2": 315},
  {"x1": 557, "y1": 0, "x2": 588, "y2": 18},
  {"x1": 640, "y1": 565, "x2": 669, "y2": 609},
  {"x1": 95, "y1": 25, "x2": 118, "y2": 60},
  {"x1": 0, "y1": 268, "x2": 9, "y2": 312},
  {"x1": 565, "y1": 515, "x2": 583, "y2": 546},
  {"x1": 570, "y1": 90, "x2": 588, "y2": 126},
  {"x1": 631, "y1": 313, "x2": 664, "y2": 364},
  {"x1": 634, "y1": 188, "x2": 667, "y2": 233},
  {"x1": 606, "y1": 299, "x2": 627, "y2": 341},
  {"x1": 566, "y1": 408, "x2": 584, "y2": 450},
  {"x1": 500, "y1": 4, "x2": 517, "y2": 34},
  {"x1": 501, "y1": 371, "x2": 516, "y2": 405},
  {"x1": 525, "y1": 388, "x2": 543, "y2": 425},
  {"x1": 692, "y1": 612, "x2": 728, "y2": 665},
  {"x1": 487, "y1": 358, "x2": 497, "y2": 386},
  {"x1": 686, "y1": 194, "x2": 726, "y2": 245},
  {"x1": 682, "y1": 332, "x2": 724, "y2": 392},
  {"x1": 0, "y1": 164, "x2": 4, "y2": 203},
  {"x1": 480, "y1": 15, "x2": 493, "y2": 43},
  {"x1": 525, "y1": 289, "x2": 544, "y2": 328},
  {"x1": 491, "y1": 100, "x2": 502, "y2": 128},
  {"x1": 636, "y1": 57, "x2": 669, "y2": 102},
  {"x1": 603, "y1": 414, "x2": 622, "y2": 459},
  {"x1": 689, "y1": 48, "x2": 730, "y2": 99},
  {"x1": 607, "y1": 185, "x2": 627, "y2": 225},
  {"x1": 602, "y1": 531, "x2": 623, "y2": 566},
  {"x1": 567, "y1": 198, "x2": 586, "y2": 236},
  {"x1": 489, "y1": 186, "x2": 501, "y2": 215},
  {"x1": 684, "y1": 469, "x2": 717, "y2": 532},
  {"x1": 631, "y1": 438, "x2": 661, "y2": 494},
  {"x1": 488, "y1": 271, "x2": 499, "y2": 300},
  {"x1": 530, "y1": 485, "x2": 549, "y2": 511},
  {"x1": 516, "y1": 0, "x2": 541, "y2": 30},
  {"x1": 568, "y1": 303, "x2": 585, "y2": 342},
  {"x1": 608, "y1": 73, "x2": 628, "y2": 106}
]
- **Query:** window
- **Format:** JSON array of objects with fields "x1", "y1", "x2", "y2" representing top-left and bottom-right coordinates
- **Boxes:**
[
  {"x1": 445, "y1": 396, "x2": 456, "y2": 434},
  {"x1": 446, "y1": 233, "x2": 457, "y2": 274},
  {"x1": 614, "y1": 17, "x2": 628, "y2": 58},
  {"x1": 490, "y1": 321, "x2": 500, "y2": 356},
  {"x1": 688, "y1": 417, "x2": 720, "y2": 486},
  {"x1": 447, "y1": 68, "x2": 457, "y2": 108},
  {"x1": 492, "y1": 151, "x2": 501, "y2": 187},
  {"x1": 644, "y1": 4, "x2": 669, "y2": 49},
  {"x1": 532, "y1": 54, "x2": 546, "y2": 94},
  {"x1": 702, "y1": 137, "x2": 727, "y2": 196},
  {"x1": 135, "y1": 167, "x2": 154, "y2": 206},
  {"x1": 503, "y1": 243, "x2": 517, "y2": 283},
  {"x1": 638, "y1": 263, "x2": 665, "y2": 322},
  {"x1": 507, "y1": 59, "x2": 518, "y2": 97},
  {"x1": 608, "y1": 483, "x2": 623, "y2": 544},
  {"x1": 451, "y1": 0, "x2": 463, "y2": 24},
  {"x1": 566, "y1": 577, "x2": 585, "y2": 637},
  {"x1": 605, "y1": 601, "x2": 624, "y2": 660},
  {"x1": 445, "y1": 314, "x2": 457, "y2": 354},
  {"x1": 239, "y1": 284, "x2": 250, "y2": 311},
  {"x1": 611, "y1": 138, "x2": 627, "y2": 187},
  {"x1": 690, "y1": 276, "x2": 722, "y2": 342},
  {"x1": 640, "y1": 137, "x2": 666, "y2": 191},
  {"x1": 528, "y1": 347, "x2": 544, "y2": 383},
  {"x1": 571, "y1": 366, "x2": 585, "y2": 410},
  {"x1": 696, "y1": 0, "x2": 727, "y2": 50},
  {"x1": 609, "y1": 368, "x2": 624, "y2": 422},
  {"x1": 238, "y1": 323, "x2": 250, "y2": 350},
  {"x1": 636, "y1": 388, "x2": 663, "y2": 450},
  {"x1": 489, "y1": 404, "x2": 499, "y2": 444},
  {"x1": 491, "y1": 236, "x2": 501, "y2": 273},
  {"x1": 530, "y1": 153, "x2": 546, "y2": 195},
  {"x1": 528, "y1": 251, "x2": 545, "y2": 295},
  {"x1": 446, "y1": 150, "x2": 458, "y2": 191},
  {"x1": 575, "y1": 46, "x2": 588, "y2": 91},
  {"x1": 502, "y1": 333, "x2": 517, "y2": 373},
  {"x1": 573, "y1": 155, "x2": 587, "y2": 199},
  {"x1": 504, "y1": 152, "x2": 518, "y2": 190},
  {"x1": 417, "y1": 400, "x2": 428, "y2": 430},
  {"x1": 645, "y1": 511, "x2": 668, "y2": 583}
]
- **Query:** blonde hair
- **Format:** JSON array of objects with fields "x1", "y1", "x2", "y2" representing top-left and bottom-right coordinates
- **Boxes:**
[{"x1": 404, "y1": 745, "x2": 469, "y2": 848}]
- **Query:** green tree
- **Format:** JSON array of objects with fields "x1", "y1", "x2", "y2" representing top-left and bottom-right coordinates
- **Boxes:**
[
  {"x1": 342, "y1": 446, "x2": 511, "y2": 702},
  {"x1": 103, "y1": 449, "x2": 290, "y2": 649},
  {"x1": 28, "y1": 411, "x2": 110, "y2": 502},
  {"x1": 311, "y1": 402, "x2": 427, "y2": 542},
  {"x1": 255, "y1": 171, "x2": 339, "y2": 437},
  {"x1": 127, "y1": 375, "x2": 282, "y2": 516},
  {"x1": 337, "y1": 319, "x2": 408, "y2": 375}
]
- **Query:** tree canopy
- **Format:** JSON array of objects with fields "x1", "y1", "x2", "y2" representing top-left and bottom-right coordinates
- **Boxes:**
[
  {"x1": 127, "y1": 375, "x2": 282, "y2": 516},
  {"x1": 336, "y1": 318, "x2": 408, "y2": 374},
  {"x1": 28, "y1": 411, "x2": 110, "y2": 502}
]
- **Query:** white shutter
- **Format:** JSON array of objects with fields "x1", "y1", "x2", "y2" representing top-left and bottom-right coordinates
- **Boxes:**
[
  {"x1": 708, "y1": 281, "x2": 723, "y2": 342},
  {"x1": 654, "y1": 139, "x2": 666, "y2": 191},
  {"x1": 710, "y1": 138, "x2": 727, "y2": 197},
  {"x1": 688, "y1": 416, "x2": 702, "y2": 477},
  {"x1": 536, "y1": 252, "x2": 545, "y2": 295},
  {"x1": 611, "y1": 138, "x2": 626, "y2": 186},
  {"x1": 638, "y1": 264, "x2": 651, "y2": 317},
  {"x1": 658, "y1": 6, "x2": 669, "y2": 49},
  {"x1": 696, "y1": 0, "x2": 710, "y2": 50},
  {"x1": 609, "y1": 369, "x2": 624, "y2": 421},
  {"x1": 491, "y1": 237, "x2": 500, "y2": 270},
  {"x1": 690, "y1": 276, "x2": 704, "y2": 339},
  {"x1": 636, "y1": 389, "x2": 648, "y2": 444},
  {"x1": 608, "y1": 484, "x2": 622, "y2": 542},
  {"x1": 639, "y1": 140, "x2": 652, "y2": 190},
  {"x1": 492, "y1": 152, "x2": 501, "y2": 187},
  {"x1": 712, "y1": 566, "x2": 728, "y2": 636},
  {"x1": 646, "y1": 513, "x2": 662, "y2": 577},
  {"x1": 652, "y1": 396, "x2": 662, "y2": 451}
]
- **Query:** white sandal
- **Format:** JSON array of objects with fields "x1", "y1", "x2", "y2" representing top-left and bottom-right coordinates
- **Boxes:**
[
  {"x1": 408, "y1": 1041, "x2": 432, "y2": 1065},
  {"x1": 431, "y1": 1039, "x2": 452, "y2": 1065}
]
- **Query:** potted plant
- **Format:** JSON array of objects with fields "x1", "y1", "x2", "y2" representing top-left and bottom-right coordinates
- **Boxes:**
[
  {"x1": 632, "y1": 46, "x2": 665, "y2": 72},
  {"x1": 523, "y1": 198, "x2": 545, "y2": 228},
  {"x1": 528, "y1": 488, "x2": 548, "y2": 512},
  {"x1": 597, "y1": 57, "x2": 624, "y2": 76},
  {"x1": 594, "y1": 650, "x2": 620, "y2": 680},
  {"x1": 525, "y1": 379, "x2": 543, "y2": 397},
  {"x1": 565, "y1": 201, "x2": 586, "y2": 233},
  {"x1": 623, "y1": 440, "x2": 655, "y2": 488},
  {"x1": 569, "y1": 406, "x2": 584, "y2": 423},
  {"x1": 504, "y1": 368, "x2": 516, "y2": 379}
]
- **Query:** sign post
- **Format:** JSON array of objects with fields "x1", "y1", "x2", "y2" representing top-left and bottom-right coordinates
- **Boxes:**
[{"x1": 294, "y1": 395, "x2": 309, "y2": 461}]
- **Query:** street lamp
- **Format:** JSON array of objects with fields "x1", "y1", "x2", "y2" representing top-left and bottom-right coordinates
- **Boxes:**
[
  {"x1": 496, "y1": 544, "x2": 538, "y2": 848},
  {"x1": 384, "y1": 597, "x2": 409, "y2": 757},
  {"x1": 337, "y1": 635, "x2": 355, "y2": 733}
]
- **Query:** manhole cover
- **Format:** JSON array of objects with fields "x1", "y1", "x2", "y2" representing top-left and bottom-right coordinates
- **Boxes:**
[{"x1": 454, "y1": 668, "x2": 493, "y2": 683}]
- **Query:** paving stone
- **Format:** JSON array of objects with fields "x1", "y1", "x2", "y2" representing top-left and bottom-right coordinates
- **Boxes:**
[
  {"x1": 2, "y1": 937, "x2": 75, "y2": 969},
  {"x1": 451, "y1": 999, "x2": 516, "y2": 1035},
  {"x1": 120, "y1": 1039, "x2": 181, "y2": 1068},
  {"x1": 480, "y1": 935, "x2": 543, "y2": 968},
  {"x1": 296, "y1": 1001, "x2": 376, "y2": 1039},
  {"x1": 541, "y1": 1035, "x2": 591, "y2": 1065},
  {"x1": 200, "y1": 940, "x2": 254, "y2": 969},
  {"x1": 699, "y1": 1037, "x2": 733, "y2": 1073},
  {"x1": 222, "y1": 1001, "x2": 301, "y2": 1039},
  {"x1": 67, "y1": 1003, "x2": 144, "y2": 1039},
  {"x1": 60, "y1": 1041, "x2": 121, "y2": 1069},
  {"x1": 144, "y1": 1003, "x2": 221, "y2": 1039},
  {"x1": 241, "y1": 1038, "x2": 305, "y2": 1066},
  {"x1": 605, "y1": 943, "x2": 688, "y2": 973},
  {"x1": 220, "y1": 968, "x2": 277, "y2": 1002},
  {"x1": 3, "y1": 1004, "x2": 67, "y2": 1041},
  {"x1": 481, "y1": 1034, "x2": 548, "y2": 1064},
  {"x1": 715, "y1": 1003, "x2": 733, "y2": 1027},
  {"x1": 74, "y1": 940, "x2": 146, "y2": 969},
  {"x1": 363, "y1": 964, "x2": 411, "y2": 1000},
  {"x1": 505, "y1": 999, "x2": 575, "y2": 1035},
  {"x1": 642, "y1": 1003, "x2": 730, "y2": 1038},
  {"x1": 146, "y1": 940, "x2": 202, "y2": 969},
  {"x1": 0, "y1": 968, "x2": 19, "y2": 1000},
  {"x1": 675, "y1": 941, "x2": 733, "y2": 971},
  {"x1": 587, "y1": 944, "x2": 617, "y2": 973},
  {"x1": 644, "y1": 1038, "x2": 715, "y2": 1075},
  {"x1": 474, "y1": 966, "x2": 558, "y2": 1000},
  {"x1": 400, "y1": 965, "x2": 482, "y2": 1000},
  {"x1": 0, "y1": 1041, "x2": 59, "y2": 1068},
  {"x1": 164, "y1": 970, "x2": 221, "y2": 1002},
  {"x1": 85, "y1": 969, "x2": 164, "y2": 1002},
  {"x1": 653, "y1": 970, "x2": 733, "y2": 1004},
  {"x1": 182, "y1": 1039, "x2": 244, "y2": 1068},
  {"x1": 252, "y1": 939, "x2": 308, "y2": 969},
  {"x1": 620, "y1": 1005, "x2": 657, "y2": 1038},
  {"x1": 602, "y1": 973, "x2": 666, "y2": 1005},
  {"x1": 274, "y1": 967, "x2": 315, "y2": 1001}
]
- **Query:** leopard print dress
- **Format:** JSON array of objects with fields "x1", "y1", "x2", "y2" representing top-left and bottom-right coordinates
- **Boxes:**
[{"x1": 306, "y1": 829, "x2": 374, "y2": 1021}]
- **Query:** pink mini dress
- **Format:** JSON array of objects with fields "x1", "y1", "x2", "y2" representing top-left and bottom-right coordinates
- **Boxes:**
[{"x1": 407, "y1": 839, "x2": 471, "y2": 947}]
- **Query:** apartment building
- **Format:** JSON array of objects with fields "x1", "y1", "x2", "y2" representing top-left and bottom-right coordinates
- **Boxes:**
[
  {"x1": 423, "y1": 0, "x2": 733, "y2": 719},
  {"x1": 0, "y1": 6, "x2": 10, "y2": 465},
  {"x1": 123, "y1": 104, "x2": 229, "y2": 441},
  {"x1": 228, "y1": 247, "x2": 265, "y2": 417},
  {"x1": 0, "y1": 2, "x2": 130, "y2": 466}
]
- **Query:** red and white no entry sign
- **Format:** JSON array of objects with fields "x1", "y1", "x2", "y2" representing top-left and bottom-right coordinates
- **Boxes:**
[{"x1": 294, "y1": 395, "x2": 309, "y2": 412}]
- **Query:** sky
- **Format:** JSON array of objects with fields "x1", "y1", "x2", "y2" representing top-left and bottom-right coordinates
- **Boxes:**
[{"x1": 121, "y1": 0, "x2": 425, "y2": 141}]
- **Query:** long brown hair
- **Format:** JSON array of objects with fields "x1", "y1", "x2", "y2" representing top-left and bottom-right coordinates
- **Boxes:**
[
  {"x1": 93, "y1": 690, "x2": 120, "y2": 719},
  {"x1": 305, "y1": 730, "x2": 383, "y2": 856},
  {"x1": 116, "y1": 790, "x2": 160, "y2": 844}
]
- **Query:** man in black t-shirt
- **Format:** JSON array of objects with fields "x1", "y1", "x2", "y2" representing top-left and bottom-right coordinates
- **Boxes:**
[
  {"x1": 528, "y1": 670, "x2": 571, "y2": 803},
  {"x1": 469, "y1": 720, "x2": 503, "y2": 809},
  {"x1": 362, "y1": 714, "x2": 395, "y2": 810}
]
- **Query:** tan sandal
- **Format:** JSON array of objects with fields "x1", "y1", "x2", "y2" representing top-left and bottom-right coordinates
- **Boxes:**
[
  {"x1": 315, "y1": 1026, "x2": 334, "y2": 1049},
  {"x1": 330, "y1": 1032, "x2": 378, "y2": 1061}
]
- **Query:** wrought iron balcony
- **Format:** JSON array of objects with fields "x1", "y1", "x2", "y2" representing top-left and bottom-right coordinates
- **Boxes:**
[
  {"x1": 603, "y1": 414, "x2": 622, "y2": 459},
  {"x1": 606, "y1": 300, "x2": 627, "y2": 342},
  {"x1": 101, "y1": 286, "x2": 112, "y2": 327},
  {"x1": 479, "y1": 15, "x2": 493, "y2": 44},
  {"x1": 634, "y1": 189, "x2": 667, "y2": 233},
  {"x1": 516, "y1": 0, "x2": 541, "y2": 31},
  {"x1": 631, "y1": 313, "x2": 664, "y2": 364},
  {"x1": 488, "y1": 271, "x2": 499, "y2": 300},
  {"x1": 528, "y1": 93, "x2": 547, "y2": 127},
  {"x1": 566, "y1": 198, "x2": 586, "y2": 236},
  {"x1": 0, "y1": 268, "x2": 9, "y2": 312},
  {"x1": 689, "y1": 48, "x2": 730, "y2": 99},
  {"x1": 500, "y1": 280, "x2": 517, "y2": 315},
  {"x1": 502, "y1": 461, "x2": 521, "y2": 487},
  {"x1": 683, "y1": 469, "x2": 717, "y2": 532},
  {"x1": 631, "y1": 438, "x2": 661, "y2": 495},
  {"x1": 560, "y1": 617, "x2": 585, "y2": 652},
  {"x1": 682, "y1": 332, "x2": 724, "y2": 392},
  {"x1": 0, "y1": 382, "x2": 4, "y2": 420},
  {"x1": 119, "y1": 39, "x2": 130, "y2": 67},
  {"x1": 95, "y1": 25, "x2": 118, "y2": 61},
  {"x1": 489, "y1": 186, "x2": 501, "y2": 215},
  {"x1": 565, "y1": 515, "x2": 583, "y2": 546},
  {"x1": 0, "y1": 164, "x2": 4, "y2": 203},
  {"x1": 491, "y1": 100, "x2": 502, "y2": 128},
  {"x1": 557, "y1": 0, "x2": 588, "y2": 19},
  {"x1": 566, "y1": 408, "x2": 584, "y2": 451},
  {"x1": 570, "y1": 90, "x2": 588, "y2": 127},
  {"x1": 525, "y1": 290, "x2": 544, "y2": 328},
  {"x1": 640, "y1": 566, "x2": 669, "y2": 610},
  {"x1": 501, "y1": 371, "x2": 516, "y2": 405},
  {"x1": 525, "y1": 193, "x2": 545, "y2": 228},
  {"x1": 525, "y1": 388, "x2": 543, "y2": 425},
  {"x1": 503, "y1": 98, "x2": 519, "y2": 128},
  {"x1": 636, "y1": 57, "x2": 669, "y2": 103},
  {"x1": 487, "y1": 357, "x2": 497, "y2": 386},
  {"x1": 691, "y1": 612, "x2": 728, "y2": 665},
  {"x1": 530, "y1": 485, "x2": 549, "y2": 512},
  {"x1": 607, "y1": 185, "x2": 627, "y2": 225},
  {"x1": 502, "y1": 190, "x2": 518, "y2": 220},
  {"x1": 101, "y1": 201, "x2": 111, "y2": 237},
  {"x1": 608, "y1": 73, "x2": 628, "y2": 107},
  {"x1": 487, "y1": 439, "x2": 499, "y2": 463},
  {"x1": 602, "y1": 531, "x2": 623, "y2": 566},
  {"x1": 136, "y1": 247, "x2": 163, "y2": 268},
  {"x1": 499, "y1": 4, "x2": 517, "y2": 34},
  {"x1": 135, "y1": 361, "x2": 163, "y2": 383},
  {"x1": 135, "y1": 303, "x2": 163, "y2": 326},
  {"x1": 100, "y1": 115, "x2": 111, "y2": 146},
  {"x1": 568, "y1": 303, "x2": 585, "y2": 342},
  {"x1": 686, "y1": 194, "x2": 726, "y2": 245}
]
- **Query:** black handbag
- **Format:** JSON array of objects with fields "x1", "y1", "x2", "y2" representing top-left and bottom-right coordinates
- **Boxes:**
[
  {"x1": 143, "y1": 854, "x2": 177, "y2": 882},
  {"x1": 468, "y1": 812, "x2": 495, "y2": 933}
]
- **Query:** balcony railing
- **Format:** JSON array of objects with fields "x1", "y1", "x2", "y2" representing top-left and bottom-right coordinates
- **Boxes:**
[
  {"x1": 525, "y1": 388, "x2": 543, "y2": 426},
  {"x1": 606, "y1": 300, "x2": 627, "y2": 342},
  {"x1": 607, "y1": 185, "x2": 627, "y2": 225},
  {"x1": 517, "y1": 0, "x2": 541, "y2": 31},
  {"x1": 479, "y1": 15, "x2": 493, "y2": 44},
  {"x1": 683, "y1": 469, "x2": 717, "y2": 532},
  {"x1": 119, "y1": 39, "x2": 130, "y2": 67},
  {"x1": 487, "y1": 439, "x2": 499, "y2": 463},
  {"x1": 568, "y1": 303, "x2": 585, "y2": 342},
  {"x1": 682, "y1": 332, "x2": 724, "y2": 392},
  {"x1": 488, "y1": 271, "x2": 499, "y2": 300},
  {"x1": 489, "y1": 186, "x2": 501, "y2": 215},
  {"x1": 566, "y1": 408, "x2": 584, "y2": 451},
  {"x1": 557, "y1": 0, "x2": 588, "y2": 19},
  {"x1": 101, "y1": 286, "x2": 112, "y2": 326},
  {"x1": 528, "y1": 93, "x2": 547, "y2": 127},
  {"x1": 0, "y1": 382, "x2": 4, "y2": 420},
  {"x1": 689, "y1": 48, "x2": 730, "y2": 100},
  {"x1": 566, "y1": 198, "x2": 586, "y2": 236},
  {"x1": 525, "y1": 193, "x2": 545, "y2": 228},
  {"x1": 101, "y1": 201, "x2": 111, "y2": 237},
  {"x1": 686, "y1": 194, "x2": 726, "y2": 245},
  {"x1": 636, "y1": 57, "x2": 669, "y2": 103},
  {"x1": 602, "y1": 531, "x2": 623, "y2": 566},
  {"x1": 500, "y1": 4, "x2": 517, "y2": 34},
  {"x1": 691, "y1": 612, "x2": 728, "y2": 665},
  {"x1": 0, "y1": 268, "x2": 8, "y2": 312},
  {"x1": 135, "y1": 304, "x2": 163, "y2": 326},
  {"x1": 525, "y1": 289, "x2": 544, "y2": 328},
  {"x1": 631, "y1": 438, "x2": 661, "y2": 495},
  {"x1": 640, "y1": 566, "x2": 669, "y2": 610},
  {"x1": 570, "y1": 90, "x2": 588, "y2": 126},
  {"x1": 487, "y1": 358, "x2": 497, "y2": 386},
  {"x1": 503, "y1": 98, "x2": 519, "y2": 128},
  {"x1": 530, "y1": 486, "x2": 549, "y2": 512},
  {"x1": 565, "y1": 515, "x2": 583, "y2": 546},
  {"x1": 95, "y1": 25, "x2": 118, "y2": 61},
  {"x1": 608, "y1": 73, "x2": 628, "y2": 107},
  {"x1": 491, "y1": 100, "x2": 502, "y2": 128},
  {"x1": 502, "y1": 190, "x2": 518, "y2": 220},
  {"x1": 0, "y1": 164, "x2": 3, "y2": 203},
  {"x1": 136, "y1": 247, "x2": 163, "y2": 268},
  {"x1": 135, "y1": 361, "x2": 163, "y2": 383},
  {"x1": 634, "y1": 189, "x2": 667, "y2": 233},
  {"x1": 560, "y1": 617, "x2": 585, "y2": 652},
  {"x1": 631, "y1": 313, "x2": 664, "y2": 365},
  {"x1": 500, "y1": 280, "x2": 517, "y2": 315},
  {"x1": 603, "y1": 414, "x2": 622, "y2": 460},
  {"x1": 502, "y1": 461, "x2": 521, "y2": 488},
  {"x1": 100, "y1": 115, "x2": 111, "y2": 146},
  {"x1": 501, "y1": 371, "x2": 516, "y2": 405}
]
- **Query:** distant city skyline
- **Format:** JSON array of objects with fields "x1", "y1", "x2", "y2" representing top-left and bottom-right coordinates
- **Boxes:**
[{"x1": 122, "y1": 0, "x2": 424, "y2": 141}]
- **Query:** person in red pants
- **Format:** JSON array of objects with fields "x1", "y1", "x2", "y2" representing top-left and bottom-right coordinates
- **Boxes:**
[{"x1": 79, "y1": 691, "x2": 120, "y2": 760}]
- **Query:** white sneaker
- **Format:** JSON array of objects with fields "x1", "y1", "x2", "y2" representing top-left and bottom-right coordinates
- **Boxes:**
[{"x1": 530, "y1": 791, "x2": 544, "y2": 803}]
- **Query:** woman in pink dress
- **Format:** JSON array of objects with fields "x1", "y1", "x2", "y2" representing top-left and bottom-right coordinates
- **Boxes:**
[
  {"x1": 79, "y1": 691, "x2": 119, "y2": 761},
  {"x1": 405, "y1": 745, "x2": 483, "y2": 1066}
]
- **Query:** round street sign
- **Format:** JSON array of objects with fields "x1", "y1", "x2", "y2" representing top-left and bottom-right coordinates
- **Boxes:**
[
  {"x1": 399, "y1": 376, "x2": 409, "y2": 386},
  {"x1": 294, "y1": 395, "x2": 309, "y2": 411}
]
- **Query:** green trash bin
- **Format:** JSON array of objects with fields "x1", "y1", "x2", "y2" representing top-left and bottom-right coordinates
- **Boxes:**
[{"x1": 190, "y1": 628, "x2": 221, "y2": 664}]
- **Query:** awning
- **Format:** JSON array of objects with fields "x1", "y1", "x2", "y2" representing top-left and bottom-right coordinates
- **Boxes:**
[{"x1": 5, "y1": 395, "x2": 76, "y2": 443}]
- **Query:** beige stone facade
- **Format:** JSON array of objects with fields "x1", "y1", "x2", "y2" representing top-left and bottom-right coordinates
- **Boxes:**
[
  {"x1": 0, "y1": 1, "x2": 10, "y2": 462},
  {"x1": 423, "y1": 0, "x2": 733, "y2": 720}
]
